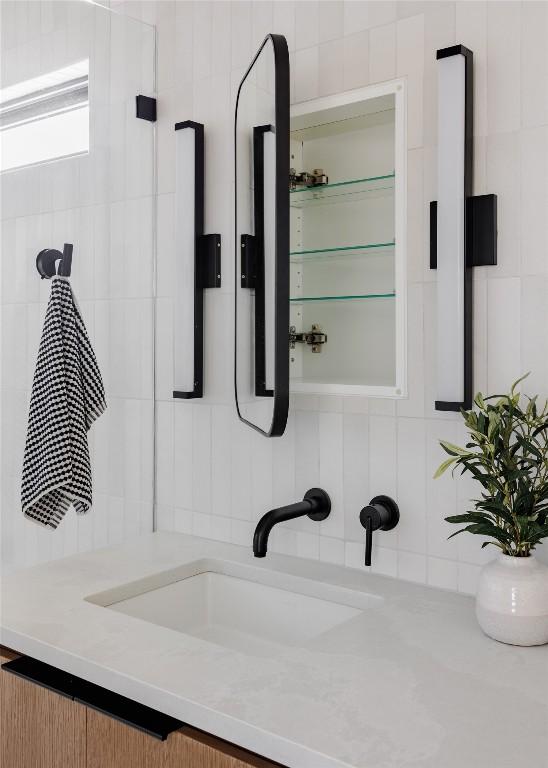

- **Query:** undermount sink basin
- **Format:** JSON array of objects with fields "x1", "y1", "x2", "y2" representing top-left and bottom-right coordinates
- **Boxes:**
[{"x1": 86, "y1": 558, "x2": 382, "y2": 652}]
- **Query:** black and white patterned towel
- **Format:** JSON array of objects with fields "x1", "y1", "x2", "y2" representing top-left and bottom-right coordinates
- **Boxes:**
[{"x1": 21, "y1": 276, "x2": 106, "y2": 529}]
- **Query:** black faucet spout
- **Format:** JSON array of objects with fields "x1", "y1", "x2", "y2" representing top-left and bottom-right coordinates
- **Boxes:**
[{"x1": 253, "y1": 488, "x2": 331, "y2": 557}]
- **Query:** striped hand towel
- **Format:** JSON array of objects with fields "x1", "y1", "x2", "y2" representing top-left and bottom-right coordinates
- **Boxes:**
[{"x1": 21, "y1": 276, "x2": 106, "y2": 529}]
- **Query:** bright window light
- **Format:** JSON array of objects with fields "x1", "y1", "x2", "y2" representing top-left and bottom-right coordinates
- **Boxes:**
[{"x1": 0, "y1": 60, "x2": 89, "y2": 172}]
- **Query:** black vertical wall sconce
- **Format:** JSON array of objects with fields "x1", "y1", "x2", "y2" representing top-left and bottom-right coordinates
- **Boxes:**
[
  {"x1": 173, "y1": 121, "x2": 221, "y2": 399},
  {"x1": 430, "y1": 45, "x2": 497, "y2": 412},
  {"x1": 240, "y1": 123, "x2": 276, "y2": 398}
]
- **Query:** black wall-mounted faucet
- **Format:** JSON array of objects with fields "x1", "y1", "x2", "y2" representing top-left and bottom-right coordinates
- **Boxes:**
[
  {"x1": 359, "y1": 495, "x2": 399, "y2": 566},
  {"x1": 253, "y1": 488, "x2": 331, "y2": 557}
]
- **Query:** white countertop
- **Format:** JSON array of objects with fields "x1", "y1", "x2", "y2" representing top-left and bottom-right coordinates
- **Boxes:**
[{"x1": 1, "y1": 532, "x2": 547, "y2": 768}]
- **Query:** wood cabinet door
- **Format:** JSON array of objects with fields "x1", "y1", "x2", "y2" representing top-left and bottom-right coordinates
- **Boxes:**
[
  {"x1": 0, "y1": 647, "x2": 86, "y2": 768},
  {"x1": 86, "y1": 707, "x2": 285, "y2": 768}
]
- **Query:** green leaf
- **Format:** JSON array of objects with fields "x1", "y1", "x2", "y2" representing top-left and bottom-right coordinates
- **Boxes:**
[
  {"x1": 532, "y1": 423, "x2": 547, "y2": 438},
  {"x1": 433, "y1": 456, "x2": 457, "y2": 479},
  {"x1": 474, "y1": 392, "x2": 486, "y2": 410},
  {"x1": 447, "y1": 527, "x2": 471, "y2": 540},
  {"x1": 488, "y1": 411, "x2": 501, "y2": 440},
  {"x1": 476, "y1": 503, "x2": 515, "y2": 526},
  {"x1": 466, "y1": 524, "x2": 513, "y2": 543},
  {"x1": 510, "y1": 372, "x2": 530, "y2": 396},
  {"x1": 481, "y1": 540, "x2": 504, "y2": 551},
  {"x1": 481, "y1": 541, "x2": 505, "y2": 551},
  {"x1": 439, "y1": 440, "x2": 472, "y2": 457},
  {"x1": 445, "y1": 512, "x2": 493, "y2": 525}
]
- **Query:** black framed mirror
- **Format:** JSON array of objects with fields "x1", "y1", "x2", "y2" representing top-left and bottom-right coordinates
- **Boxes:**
[{"x1": 234, "y1": 34, "x2": 290, "y2": 437}]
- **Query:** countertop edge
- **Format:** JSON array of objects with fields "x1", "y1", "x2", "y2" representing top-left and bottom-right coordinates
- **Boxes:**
[{"x1": 0, "y1": 626, "x2": 352, "y2": 768}]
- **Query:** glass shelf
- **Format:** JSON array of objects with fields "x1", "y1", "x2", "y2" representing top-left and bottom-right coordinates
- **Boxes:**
[
  {"x1": 290, "y1": 241, "x2": 395, "y2": 263},
  {"x1": 290, "y1": 292, "x2": 395, "y2": 303},
  {"x1": 290, "y1": 173, "x2": 395, "y2": 208}
]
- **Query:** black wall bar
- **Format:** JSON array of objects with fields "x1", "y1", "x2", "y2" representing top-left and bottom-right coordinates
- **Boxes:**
[
  {"x1": 252, "y1": 124, "x2": 274, "y2": 398},
  {"x1": 173, "y1": 120, "x2": 221, "y2": 400},
  {"x1": 239, "y1": 127, "x2": 275, "y2": 397}
]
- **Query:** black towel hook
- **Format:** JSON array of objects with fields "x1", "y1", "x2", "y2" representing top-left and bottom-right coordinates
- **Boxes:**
[{"x1": 36, "y1": 243, "x2": 73, "y2": 279}]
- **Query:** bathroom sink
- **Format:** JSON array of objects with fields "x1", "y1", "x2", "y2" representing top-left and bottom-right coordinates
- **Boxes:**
[{"x1": 86, "y1": 558, "x2": 381, "y2": 652}]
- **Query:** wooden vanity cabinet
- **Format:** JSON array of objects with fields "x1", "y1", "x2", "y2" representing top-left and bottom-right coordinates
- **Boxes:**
[
  {"x1": 0, "y1": 648, "x2": 283, "y2": 768},
  {"x1": 87, "y1": 707, "x2": 282, "y2": 768},
  {"x1": 0, "y1": 647, "x2": 86, "y2": 768}
]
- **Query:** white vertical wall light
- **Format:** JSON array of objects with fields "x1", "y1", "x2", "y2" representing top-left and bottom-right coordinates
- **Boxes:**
[
  {"x1": 436, "y1": 46, "x2": 470, "y2": 410},
  {"x1": 173, "y1": 121, "x2": 222, "y2": 399},
  {"x1": 431, "y1": 45, "x2": 497, "y2": 411}
]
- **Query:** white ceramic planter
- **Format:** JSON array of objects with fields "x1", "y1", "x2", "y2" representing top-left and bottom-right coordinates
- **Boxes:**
[{"x1": 476, "y1": 554, "x2": 548, "y2": 646}]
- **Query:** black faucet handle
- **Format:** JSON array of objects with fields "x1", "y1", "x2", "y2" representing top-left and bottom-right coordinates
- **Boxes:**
[{"x1": 359, "y1": 495, "x2": 399, "y2": 566}]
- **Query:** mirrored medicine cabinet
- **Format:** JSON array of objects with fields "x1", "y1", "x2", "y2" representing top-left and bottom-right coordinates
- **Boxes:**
[{"x1": 235, "y1": 35, "x2": 407, "y2": 437}]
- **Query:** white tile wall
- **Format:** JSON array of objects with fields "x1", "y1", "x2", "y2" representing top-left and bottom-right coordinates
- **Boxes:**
[
  {"x1": 343, "y1": 30, "x2": 369, "y2": 91},
  {"x1": 0, "y1": 0, "x2": 156, "y2": 572},
  {"x1": 2, "y1": 1, "x2": 547, "y2": 593},
  {"x1": 148, "y1": 0, "x2": 547, "y2": 596}
]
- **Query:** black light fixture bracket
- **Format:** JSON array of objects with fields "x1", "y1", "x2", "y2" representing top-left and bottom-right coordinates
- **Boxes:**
[
  {"x1": 430, "y1": 195, "x2": 497, "y2": 270},
  {"x1": 136, "y1": 95, "x2": 157, "y2": 122},
  {"x1": 240, "y1": 233, "x2": 257, "y2": 289},
  {"x1": 198, "y1": 233, "x2": 222, "y2": 288},
  {"x1": 173, "y1": 120, "x2": 222, "y2": 400}
]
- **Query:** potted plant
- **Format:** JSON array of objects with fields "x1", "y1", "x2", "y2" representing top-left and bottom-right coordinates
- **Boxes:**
[{"x1": 435, "y1": 375, "x2": 548, "y2": 646}]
